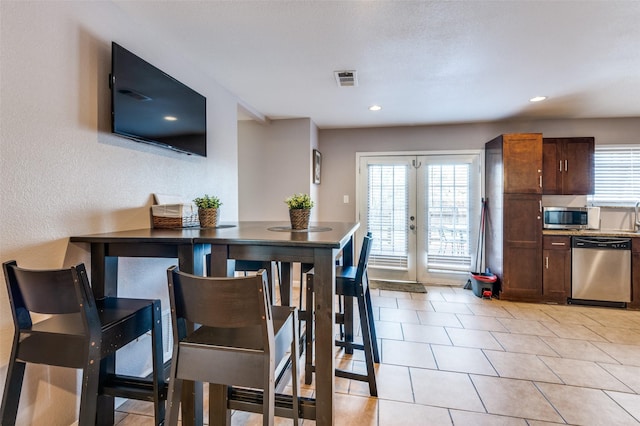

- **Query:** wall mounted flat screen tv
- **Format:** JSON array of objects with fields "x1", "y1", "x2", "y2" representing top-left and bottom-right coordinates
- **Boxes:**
[{"x1": 110, "y1": 42, "x2": 207, "y2": 157}]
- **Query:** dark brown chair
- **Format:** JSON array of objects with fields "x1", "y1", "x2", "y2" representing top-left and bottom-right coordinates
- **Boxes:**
[
  {"x1": 165, "y1": 267, "x2": 299, "y2": 426},
  {"x1": 303, "y1": 232, "x2": 379, "y2": 396},
  {"x1": 1, "y1": 261, "x2": 166, "y2": 426}
]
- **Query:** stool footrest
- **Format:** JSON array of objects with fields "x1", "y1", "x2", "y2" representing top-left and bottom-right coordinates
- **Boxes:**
[
  {"x1": 102, "y1": 374, "x2": 167, "y2": 402},
  {"x1": 335, "y1": 340, "x2": 365, "y2": 351},
  {"x1": 335, "y1": 369, "x2": 370, "y2": 382},
  {"x1": 228, "y1": 387, "x2": 316, "y2": 420}
]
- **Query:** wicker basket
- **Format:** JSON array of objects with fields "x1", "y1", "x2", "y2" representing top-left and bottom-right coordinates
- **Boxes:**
[
  {"x1": 151, "y1": 204, "x2": 199, "y2": 229},
  {"x1": 289, "y1": 208, "x2": 310, "y2": 230},
  {"x1": 198, "y1": 208, "x2": 219, "y2": 228}
]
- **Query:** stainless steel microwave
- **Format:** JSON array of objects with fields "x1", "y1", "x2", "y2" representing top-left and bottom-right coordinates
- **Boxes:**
[{"x1": 543, "y1": 207, "x2": 588, "y2": 229}]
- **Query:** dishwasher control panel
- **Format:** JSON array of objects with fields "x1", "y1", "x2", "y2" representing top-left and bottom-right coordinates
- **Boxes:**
[{"x1": 572, "y1": 237, "x2": 631, "y2": 250}]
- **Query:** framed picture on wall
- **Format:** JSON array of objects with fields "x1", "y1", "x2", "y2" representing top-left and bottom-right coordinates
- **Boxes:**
[{"x1": 313, "y1": 149, "x2": 322, "y2": 184}]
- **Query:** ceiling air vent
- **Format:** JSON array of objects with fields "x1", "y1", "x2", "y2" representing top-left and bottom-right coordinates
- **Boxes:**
[{"x1": 334, "y1": 70, "x2": 358, "y2": 87}]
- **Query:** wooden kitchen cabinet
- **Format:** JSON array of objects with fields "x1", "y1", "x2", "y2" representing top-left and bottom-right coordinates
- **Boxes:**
[
  {"x1": 502, "y1": 194, "x2": 543, "y2": 300},
  {"x1": 543, "y1": 137, "x2": 594, "y2": 195},
  {"x1": 485, "y1": 134, "x2": 543, "y2": 301},
  {"x1": 500, "y1": 134, "x2": 543, "y2": 194},
  {"x1": 630, "y1": 238, "x2": 640, "y2": 309},
  {"x1": 543, "y1": 235, "x2": 571, "y2": 303}
]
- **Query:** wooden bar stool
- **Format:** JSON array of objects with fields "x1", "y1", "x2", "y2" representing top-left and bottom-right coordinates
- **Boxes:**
[
  {"x1": 165, "y1": 267, "x2": 299, "y2": 426},
  {"x1": 1, "y1": 261, "x2": 166, "y2": 426}
]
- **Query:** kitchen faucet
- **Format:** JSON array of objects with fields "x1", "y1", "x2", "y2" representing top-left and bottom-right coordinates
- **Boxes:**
[{"x1": 635, "y1": 201, "x2": 640, "y2": 232}]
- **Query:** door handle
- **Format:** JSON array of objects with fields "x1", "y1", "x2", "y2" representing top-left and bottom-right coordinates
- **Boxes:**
[
  {"x1": 565, "y1": 160, "x2": 568, "y2": 172},
  {"x1": 410, "y1": 224, "x2": 415, "y2": 230},
  {"x1": 545, "y1": 256, "x2": 549, "y2": 269}
]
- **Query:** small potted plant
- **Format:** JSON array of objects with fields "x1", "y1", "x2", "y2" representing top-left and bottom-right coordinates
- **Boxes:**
[
  {"x1": 193, "y1": 194, "x2": 222, "y2": 228},
  {"x1": 285, "y1": 193, "x2": 314, "y2": 230}
]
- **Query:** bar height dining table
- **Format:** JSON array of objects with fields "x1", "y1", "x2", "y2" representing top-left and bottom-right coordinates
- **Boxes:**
[{"x1": 70, "y1": 221, "x2": 360, "y2": 426}]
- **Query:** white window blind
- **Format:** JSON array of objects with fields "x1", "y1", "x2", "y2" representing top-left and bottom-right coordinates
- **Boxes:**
[
  {"x1": 367, "y1": 164, "x2": 409, "y2": 269},
  {"x1": 426, "y1": 164, "x2": 471, "y2": 271},
  {"x1": 589, "y1": 145, "x2": 640, "y2": 206}
]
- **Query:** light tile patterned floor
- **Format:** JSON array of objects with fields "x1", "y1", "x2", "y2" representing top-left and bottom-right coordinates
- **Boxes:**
[{"x1": 117, "y1": 285, "x2": 640, "y2": 425}]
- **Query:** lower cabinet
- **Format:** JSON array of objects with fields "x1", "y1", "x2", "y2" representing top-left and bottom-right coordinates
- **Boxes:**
[
  {"x1": 542, "y1": 236, "x2": 571, "y2": 303},
  {"x1": 631, "y1": 239, "x2": 640, "y2": 309},
  {"x1": 500, "y1": 194, "x2": 543, "y2": 301}
]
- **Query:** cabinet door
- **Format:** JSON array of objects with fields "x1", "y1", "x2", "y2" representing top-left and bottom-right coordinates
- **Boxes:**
[
  {"x1": 563, "y1": 137, "x2": 594, "y2": 195},
  {"x1": 543, "y1": 236, "x2": 571, "y2": 303},
  {"x1": 502, "y1": 194, "x2": 542, "y2": 300},
  {"x1": 503, "y1": 134, "x2": 543, "y2": 194},
  {"x1": 543, "y1": 137, "x2": 594, "y2": 195},
  {"x1": 542, "y1": 140, "x2": 561, "y2": 195},
  {"x1": 631, "y1": 239, "x2": 640, "y2": 309}
]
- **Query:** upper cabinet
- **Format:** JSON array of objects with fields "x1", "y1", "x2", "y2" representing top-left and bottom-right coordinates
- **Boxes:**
[
  {"x1": 497, "y1": 133, "x2": 543, "y2": 194},
  {"x1": 543, "y1": 137, "x2": 594, "y2": 195}
]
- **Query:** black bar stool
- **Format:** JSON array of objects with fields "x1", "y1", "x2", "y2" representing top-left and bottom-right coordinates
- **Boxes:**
[
  {"x1": 1, "y1": 260, "x2": 166, "y2": 425},
  {"x1": 303, "y1": 232, "x2": 379, "y2": 396}
]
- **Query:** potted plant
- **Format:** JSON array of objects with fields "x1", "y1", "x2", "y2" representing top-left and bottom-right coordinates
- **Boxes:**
[
  {"x1": 285, "y1": 193, "x2": 314, "y2": 230},
  {"x1": 193, "y1": 194, "x2": 222, "y2": 228}
]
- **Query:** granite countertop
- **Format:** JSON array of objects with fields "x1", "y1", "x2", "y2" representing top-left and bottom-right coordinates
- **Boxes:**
[{"x1": 543, "y1": 229, "x2": 640, "y2": 238}]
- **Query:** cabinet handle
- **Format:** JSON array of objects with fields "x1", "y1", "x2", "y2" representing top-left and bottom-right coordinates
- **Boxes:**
[
  {"x1": 565, "y1": 160, "x2": 568, "y2": 172},
  {"x1": 545, "y1": 256, "x2": 549, "y2": 269},
  {"x1": 539, "y1": 176, "x2": 542, "y2": 188},
  {"x1": 559, "y1": 160, "x2": 562, "y2": 172},
  {"x1": 539, "y1": 200, "x2": 542, "y2": 213},
  {"x1": 551, "y1": 242, "x2": 566, "y2": 246}
]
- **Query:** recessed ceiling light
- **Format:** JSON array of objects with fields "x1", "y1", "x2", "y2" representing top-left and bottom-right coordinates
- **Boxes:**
[
  {"x1": 369, "y1": 105, "x2": 382, "y2": 111},
  {"x1": 529, "y1": 96, "x2": 547, "y2": 102},
  {"x1": 164, "y1": 116, "x2": 178, "y2": 121}
]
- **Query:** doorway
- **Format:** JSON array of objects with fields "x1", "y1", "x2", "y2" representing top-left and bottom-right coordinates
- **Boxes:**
[{"x1": 357, "y1": 152, "x2": 482, "y2": 285}]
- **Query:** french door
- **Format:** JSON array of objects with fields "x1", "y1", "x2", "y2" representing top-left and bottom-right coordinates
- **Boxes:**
[{"x1": 357, "y1": 152, "x2": 482, "y2": 284}]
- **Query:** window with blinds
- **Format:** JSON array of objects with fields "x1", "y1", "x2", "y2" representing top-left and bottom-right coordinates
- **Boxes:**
[
  {"x1": 589, "y1": 145, "x2": 640, "y2": 206},
  {"x1": 367, "y1": 164, "x2": 409, "y2": 269}
]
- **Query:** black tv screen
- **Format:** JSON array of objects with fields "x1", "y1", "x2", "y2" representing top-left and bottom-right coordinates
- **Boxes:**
[{"x1": 110, "y1": 42, "x2": 207, "y2": 157}]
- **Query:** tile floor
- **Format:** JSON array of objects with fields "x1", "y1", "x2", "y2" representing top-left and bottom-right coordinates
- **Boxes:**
[{"x1": 116, "y1": 284, "x2": 640, "y2": 425}]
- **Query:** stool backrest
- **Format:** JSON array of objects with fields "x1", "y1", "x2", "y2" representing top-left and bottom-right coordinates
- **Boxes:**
[
  {"x1": 355, "y1": 232, "x2": 373, "y2": 285},
  {"x1": 167, "y1": 266, "x2": 273, "y2": 346},
  {"x1": 2, "y1": 260, "x2": 98, "y2": 333}
]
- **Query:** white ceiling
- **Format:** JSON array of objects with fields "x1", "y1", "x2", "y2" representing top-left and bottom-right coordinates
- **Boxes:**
[{"x1": 114, "y1": 1, "x2": 640, "y2": 129}]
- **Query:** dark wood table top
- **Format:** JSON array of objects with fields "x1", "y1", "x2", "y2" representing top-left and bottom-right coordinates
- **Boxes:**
[{"x1": 70, "y1": 221, "x2": 360, "y2": 248}]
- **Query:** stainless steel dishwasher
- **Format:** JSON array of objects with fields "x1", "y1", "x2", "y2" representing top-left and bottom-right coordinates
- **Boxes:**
[{"x1": 571, "y1": 236, "x2": 631, "y2": 307}]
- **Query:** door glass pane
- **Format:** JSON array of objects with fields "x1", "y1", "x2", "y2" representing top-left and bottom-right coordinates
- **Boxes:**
[
  {"x1": 425, "y1": 164, "x2": 471, "y2": 271},
  {"x1": 367, "y1": 164, "x2": 409, "y2": 269}
]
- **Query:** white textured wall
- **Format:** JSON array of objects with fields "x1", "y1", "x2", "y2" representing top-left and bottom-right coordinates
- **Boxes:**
[
  {"x1": 0, "y1": 2, "x2": 240, "y2": 425},
  {"x1": 238, "y1": 118, "x2": 318, "y2": 221}
]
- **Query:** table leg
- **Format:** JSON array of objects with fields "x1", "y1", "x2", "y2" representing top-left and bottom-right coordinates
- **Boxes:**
[
  {"x1": 209, "y1": 384, "x2": 230, "y2": 426},
  {"x1": 90, "y1": 244, "x2": 118, "y2": 423},
  {"x1": 279, "y1": 262, "x2": 292, "y2": 306},
  {"x1": 313, "y1": 248, "x2": 336, "y2": 426}
]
